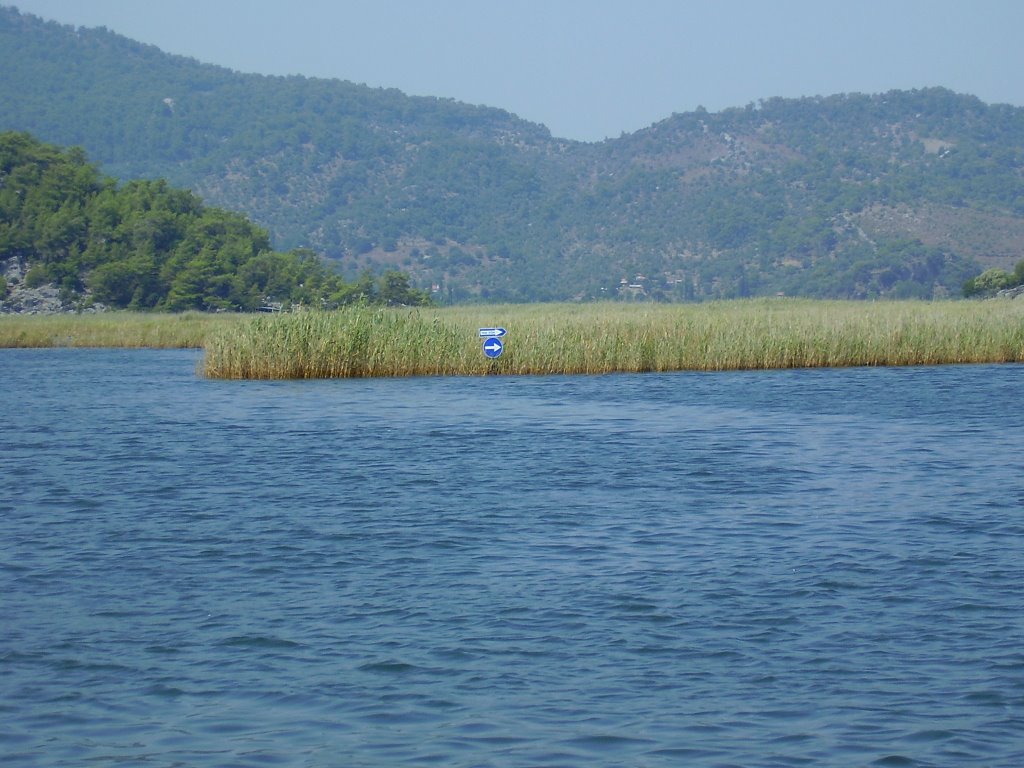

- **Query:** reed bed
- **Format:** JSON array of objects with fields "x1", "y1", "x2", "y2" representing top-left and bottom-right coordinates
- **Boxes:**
[
  {"x1": 0, "y1": 312, "x2": 247, "y2": 349},
  {"x1": 202, "y1": 299, "x2": 1024, "y2": 379}
]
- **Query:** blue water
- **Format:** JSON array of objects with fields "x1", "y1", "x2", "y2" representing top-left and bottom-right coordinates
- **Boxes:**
[{"x1": 2, "y1": 349, "x2": 1024, "y2": 767}]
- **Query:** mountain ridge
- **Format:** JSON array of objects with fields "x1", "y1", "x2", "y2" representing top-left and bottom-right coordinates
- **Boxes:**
[{"x1": 3, "y1": 6, "x2": 1023, "y2": 302}]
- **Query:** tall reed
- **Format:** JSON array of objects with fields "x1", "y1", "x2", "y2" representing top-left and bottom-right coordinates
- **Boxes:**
[{"x1": 202, "y1": 299, "x2": 1024, "y2": 379}]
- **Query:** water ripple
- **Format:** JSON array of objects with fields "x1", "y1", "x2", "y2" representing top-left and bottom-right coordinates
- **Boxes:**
[{"x1": 2, "y1": 351, "x2": 1023, "y2": 766}]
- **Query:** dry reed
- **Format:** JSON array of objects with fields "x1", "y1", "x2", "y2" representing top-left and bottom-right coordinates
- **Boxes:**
[{"x1": 0, "y1": 312, "x2": 247, "y2": 349}]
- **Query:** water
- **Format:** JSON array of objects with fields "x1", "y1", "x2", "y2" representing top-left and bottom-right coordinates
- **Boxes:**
[{"x1": 2, "y1": 349, "x2": 1023, "y2": 767}]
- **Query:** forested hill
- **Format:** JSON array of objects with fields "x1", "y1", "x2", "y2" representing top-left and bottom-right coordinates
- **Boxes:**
[
  {"x1": 4, "y1": 6, "x2": 1024, "y2": 302},
  {"x1": 0, "y1": 132, "x2": 429, "y2": 312}
]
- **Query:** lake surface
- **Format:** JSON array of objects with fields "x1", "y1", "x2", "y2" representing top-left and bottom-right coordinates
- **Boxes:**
[{"x1": 2, "y1": 349, "x2": 1023, "y2": 767}]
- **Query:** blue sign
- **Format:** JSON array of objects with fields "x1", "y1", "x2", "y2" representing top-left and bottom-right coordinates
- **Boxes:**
[
  {"x1": 479, "y1": 327, "x2": 508, "y2": 338},
  {"x1": 482, "y1": 337, "x2": 504, "y2": 358}
]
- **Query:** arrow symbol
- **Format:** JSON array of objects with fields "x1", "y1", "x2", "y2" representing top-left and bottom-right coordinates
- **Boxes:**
[
  {"x1": 479, "y1": 327, "x2": 507, "y2": 337},
  {"x1": 482, "y1": 338, "x2": 504, "y2": 358}
]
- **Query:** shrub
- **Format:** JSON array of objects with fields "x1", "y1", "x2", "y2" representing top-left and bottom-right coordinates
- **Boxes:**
[
  {"x1": 964, "y1": 267, "x2": 1014, "y2": 297},
  {"x1": 24, "y1": 264, "x2": 50, "y2": 289}
]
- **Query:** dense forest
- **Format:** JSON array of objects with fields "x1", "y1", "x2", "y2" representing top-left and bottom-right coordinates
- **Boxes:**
[
  {"x1": 3, "y1": 6, "x2": 1024, "y2": 302},
  {"x1": 0, "y1": 131, "x2": 429, "y2": 310}
]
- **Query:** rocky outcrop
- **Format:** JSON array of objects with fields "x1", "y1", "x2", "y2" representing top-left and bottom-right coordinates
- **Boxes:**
[
  {"x1": 0, "y1": 259, "x2": 106, "y2": 314},
  {"x1": 995, "y1": 285, "x2": 1024, "y2": 299}
]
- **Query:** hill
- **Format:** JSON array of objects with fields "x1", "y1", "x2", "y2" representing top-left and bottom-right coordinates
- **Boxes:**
[
  {"x1": 3, "y1": 6, "x2": 1024, "y2": 302},
  {"x1": 0, "y1": 131, "x2": 429, "y2": 312}
]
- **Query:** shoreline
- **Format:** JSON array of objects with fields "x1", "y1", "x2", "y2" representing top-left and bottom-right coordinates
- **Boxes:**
[{"x1": 0, "y1": 311, "x2": 247, "y2": 349}]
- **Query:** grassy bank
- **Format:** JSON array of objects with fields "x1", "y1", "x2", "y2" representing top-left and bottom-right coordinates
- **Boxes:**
[
  {"x1": 0, "y1": 311, "x2": 247, "y2": 349},
  {"x1": 202, "y1": 299, "x2": 1024, "y2": 379}
]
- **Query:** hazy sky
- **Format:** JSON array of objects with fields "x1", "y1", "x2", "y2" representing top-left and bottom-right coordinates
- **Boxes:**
[{"x1": 11, "y1": 0, "x2": 1024, "y2": 142}]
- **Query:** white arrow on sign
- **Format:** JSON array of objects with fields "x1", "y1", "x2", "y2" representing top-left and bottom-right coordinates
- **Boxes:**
[
  {"x1": 482, "y1": 338, "x2": 504, "y2": 357},
  {"x1": 479, "y1": 327, "x2": 507, "y2": 337}
]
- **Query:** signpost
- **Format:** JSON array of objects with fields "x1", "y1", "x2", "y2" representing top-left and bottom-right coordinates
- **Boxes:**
[
  {"x1": 480, "y1": 328, "x2": 507, "y2": 358},
  {"x1": 482, "y1": 337, "x2": 504, "y2": 358}
]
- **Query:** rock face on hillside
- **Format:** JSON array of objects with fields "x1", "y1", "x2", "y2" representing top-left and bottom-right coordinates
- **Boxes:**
[
  {"x1": 996, "y1": 285, "x2": 1024, "y2": 299},
  {"x1": 0, "y1": 259, "x2": 105, "y2": 314}
]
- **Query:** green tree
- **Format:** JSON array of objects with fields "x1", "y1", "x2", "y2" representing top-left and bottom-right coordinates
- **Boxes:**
[
  {"x1": 165, "y1": 251, "x2": 216, "y2": 310},
  {"x1": 963, "y1": 267, "x2": 1013, "y2": 297},
  {"x1": 377, "y1": 270, "x2": 430, "y2": 306}
]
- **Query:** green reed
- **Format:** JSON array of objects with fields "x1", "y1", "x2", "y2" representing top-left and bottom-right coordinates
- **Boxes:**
[{"x1": 201, "y1": 299, "x2": 1024, "y2": 379}]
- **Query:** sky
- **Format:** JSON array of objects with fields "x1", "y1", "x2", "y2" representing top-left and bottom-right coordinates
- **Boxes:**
[{"x1": 10, "y1": 0, "x2": 1024, "y2": 142}]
